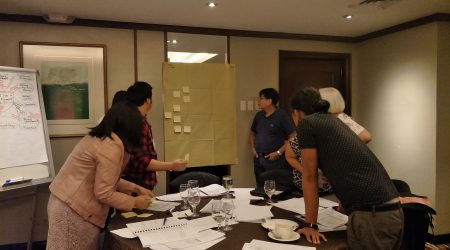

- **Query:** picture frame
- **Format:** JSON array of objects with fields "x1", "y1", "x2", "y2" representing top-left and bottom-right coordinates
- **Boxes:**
[{"x1": 20, "y1": 42, "x2": 107, "y2": 137}]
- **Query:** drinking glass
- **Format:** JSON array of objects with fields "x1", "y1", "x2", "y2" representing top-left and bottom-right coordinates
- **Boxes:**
[
  {"x1": 222, "y1": 175, "x2": 233, "y2": 198},
  {"x1": 264, "y1": 180, "x2": 276, "y2": 204},
  {"x1": 211, "y1": 199, "x2": 225, "y2": 232},
  {"x1": 221, "y1": 198, "x2": 234, "y2": 231},
  {"x1": 179, "y1": 183, "x2": 189, "y2": 210},
  {"x1": 188, "y1": 179, "x2": 199, "y2": 190},
  {"x1": 187, "y1": 188, "x2": 201, "y2": 217}
]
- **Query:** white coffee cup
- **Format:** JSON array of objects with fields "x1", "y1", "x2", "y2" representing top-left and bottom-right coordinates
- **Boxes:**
[{"x1": 272, "y1": 223, "x2": 293, "y2": 239}]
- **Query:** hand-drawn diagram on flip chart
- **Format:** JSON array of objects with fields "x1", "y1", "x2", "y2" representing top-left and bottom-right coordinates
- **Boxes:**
[
  {"x1": 0, "y1": 69, "x2": 48, "y2": 168},
  {"x1": 0, "y1": 66, "x2": 54, "y2": 187}
]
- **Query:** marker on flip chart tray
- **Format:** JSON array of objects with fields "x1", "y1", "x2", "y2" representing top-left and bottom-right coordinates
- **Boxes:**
[{"x1": 3, "y1": 177, "x2": 31, "y2": 187}]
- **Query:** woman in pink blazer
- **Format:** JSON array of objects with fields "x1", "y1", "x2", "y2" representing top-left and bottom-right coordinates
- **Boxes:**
[{"x1": 47, "y1": 102, "x2": 154, "y2": 250}]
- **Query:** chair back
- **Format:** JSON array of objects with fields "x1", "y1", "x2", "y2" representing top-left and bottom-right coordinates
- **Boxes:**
[{"x1": 168, "y1": 171, "x2": 221, "y2": 193}]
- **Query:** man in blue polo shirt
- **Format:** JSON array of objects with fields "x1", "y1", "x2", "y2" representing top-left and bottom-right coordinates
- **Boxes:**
[{"x1": 249, "y1": 88, "x2": 296, "y2": 183}]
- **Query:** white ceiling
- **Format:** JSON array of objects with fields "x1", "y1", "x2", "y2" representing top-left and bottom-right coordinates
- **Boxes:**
[{"x1": 1, "y1": 0, "x2": 450, "y2": 37}]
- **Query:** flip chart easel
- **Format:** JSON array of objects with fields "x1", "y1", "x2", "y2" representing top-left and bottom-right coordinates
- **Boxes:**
[{"x1": 0, "y1": 66, "x2": 55, "y2": 250}]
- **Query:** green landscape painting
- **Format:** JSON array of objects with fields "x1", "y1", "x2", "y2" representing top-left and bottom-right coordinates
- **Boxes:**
[{"x1": 41, "y1": 61, "x2": 89, "y2": 120}]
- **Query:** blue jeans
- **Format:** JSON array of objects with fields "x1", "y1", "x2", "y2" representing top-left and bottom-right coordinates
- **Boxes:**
[{"x1": 253, "y1": 156, "x2": 287, "y2": 183}]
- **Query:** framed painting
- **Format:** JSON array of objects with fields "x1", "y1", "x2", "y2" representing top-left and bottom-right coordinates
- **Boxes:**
[{"x1": 20, "y1": 42, "x2": 107, "y2": 137}]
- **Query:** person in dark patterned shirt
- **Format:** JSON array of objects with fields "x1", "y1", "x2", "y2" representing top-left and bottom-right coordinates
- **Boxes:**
[
  {"x1": 286, "y1": 87, "x2": 403, "y2": 249},
  {"x1": 121, "y1": 81, "x2": 188, "y2": 190}
]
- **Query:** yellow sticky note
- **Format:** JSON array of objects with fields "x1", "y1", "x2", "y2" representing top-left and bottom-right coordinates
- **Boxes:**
[
  {"x1": 183, "y1": 125, "x2": 191, "y2": 133},
  {"x1": 173, "y1": 91, "x2": 181, "y2": 98},
  {"x1": 121, "y1": 212, "x2": 138, "y2": 218},
  {"x1": 164, "y1": 112, "x2": 172, "y2": 119},
  {"x1": 182, "y1": 86, "x2": 190, "y2": 93},
  {"x1": 173, "y1": 105, "x2": 181, "y2": 112},
  {"x1": 137, "y1": 213, "x2": 153, "y2": 218},
  {"x1": 173, "y1": 115, "x2": 181, "y2": 123},
  {"x1": 184, "y1": 153, "x2": 190, "y2": 161},
  {"x1": 183, "y1": 96, "x2": 191, "y2": 103},
  {"x1": 174, "y1": 126, "x2": 182, "y2": 133}
]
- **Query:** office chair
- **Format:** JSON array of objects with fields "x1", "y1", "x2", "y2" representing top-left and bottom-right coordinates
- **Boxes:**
[{"x1": 168, "y1": 171, "x2": 221, "y2": 194}]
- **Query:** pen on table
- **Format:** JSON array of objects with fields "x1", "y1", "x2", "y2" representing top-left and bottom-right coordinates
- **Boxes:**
[
  {"x1": 163, "y1": 207, "x2": 174, "y2": 225},
  {"x1": 199, "y1": 189, "x2": 209, "y2": 196}
]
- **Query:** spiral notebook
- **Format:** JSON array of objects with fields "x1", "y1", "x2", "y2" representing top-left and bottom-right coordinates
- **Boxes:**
[{"x1": 126, "y1": 218, "x2": 193, "y2": 246}]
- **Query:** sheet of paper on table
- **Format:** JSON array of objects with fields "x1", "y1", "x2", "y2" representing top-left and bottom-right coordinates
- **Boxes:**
[
  {"x1": 147, "y1": 200, "x2": 180, "y2": 211},
  {"x1": 151, "y1": 229, "x2": 224, "y2": 249},
  {"x1": 272, "y1": 198, "x2": 307, "y2": 215},
  {"x1": 188, "y1": 215, "x2": 238, "y2": 232},
  {"x1": 157, "y1": 192, "x2": 183, "y2": 202},
  {"x1": 234, "y1": 203, "x2": 274, "y2": 222},
  {"x1": 318, "y1": 197, "x2": 339, "y2": 208},
  {"x1": 242, "y1": 239, "x2": 316, "y2": 250},
  {"x1": 151, "y1": 233, "x2": 225, "y2": 250},
  {"x1": 317, "y1": 207, "x2": 348, "y2": 229},
  {"x1": 199, "y1": 184, "x2": 227, "y2": 196}
]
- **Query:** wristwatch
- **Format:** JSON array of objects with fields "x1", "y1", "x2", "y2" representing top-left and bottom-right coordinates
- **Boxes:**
[
  {"x1": 304, "y1": 223, "x2": 319, "y2": 230},
  {"x1": 276, "y1": 150, "x2": 282, "y2": 156}
]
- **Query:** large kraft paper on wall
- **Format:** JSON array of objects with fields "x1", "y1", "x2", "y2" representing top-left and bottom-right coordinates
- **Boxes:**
[{"x1": 162, "y1": 62, "x2": 237, "y2": 167}]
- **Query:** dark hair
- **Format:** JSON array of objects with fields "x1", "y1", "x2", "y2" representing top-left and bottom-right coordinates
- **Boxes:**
[
  {"x1": 290, "y1": 87, "x2": 330, "y2": 115},
  {"x1": 112, "y1": 90, "x2": 127, "y2": 105},
  {"x1": 90, "y1": 102, "x2": 143, "y2": 151},
  {"x1": 259, "y1": 88, "x2": 279, "y2": 106},
  {"x1": 126, "y1": 81, "x2": 153, "y2": 106}
]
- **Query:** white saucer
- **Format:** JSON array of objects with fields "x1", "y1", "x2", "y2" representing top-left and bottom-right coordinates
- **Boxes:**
[
  {"x1": 268, "y1": 231, "x2": 301, "y2": 242},
  {"x1": 261, "y1": 219, "x2": 299, "y2": 230}
]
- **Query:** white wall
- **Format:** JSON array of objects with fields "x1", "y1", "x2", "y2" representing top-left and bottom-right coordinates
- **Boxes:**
[
  {"x1": 356, "y1": 23, "x2": 438, "y2": 204},
  {"x1": 136, "y1": 30, "x2": 166, "y2": 196},
  {"x1": 230, "y1": 36, "x2": 358, "y2": 188}
]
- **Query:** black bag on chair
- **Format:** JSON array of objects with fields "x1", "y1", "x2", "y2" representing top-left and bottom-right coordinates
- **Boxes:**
[
  {"x1": 392, "y1": 179, "x2": 436, "y2": 250},
  {"x1": 400, "y1": 202, "x2": 436, "y2": 250}
]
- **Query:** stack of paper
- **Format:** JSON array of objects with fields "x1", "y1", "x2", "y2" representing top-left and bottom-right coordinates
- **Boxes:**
[
  {"x1": 243, "y1": 239, "x2": 315, "y2": 250},
  {"x1": 199, "y1": 184, "x2": 227, "y2": 197},
  {"x1": 112, "y1": 217, "x2": 226, "y2": 249},
  {"x1": 317, "y1": 207, "x2": 348, "y2": 229}
]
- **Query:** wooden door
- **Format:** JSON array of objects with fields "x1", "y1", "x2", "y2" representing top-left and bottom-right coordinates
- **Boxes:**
[{"x1": 279, "y1": 51, "x2": 351, "y2": 115}]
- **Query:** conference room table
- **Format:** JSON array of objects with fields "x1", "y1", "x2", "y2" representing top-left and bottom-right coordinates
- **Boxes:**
[{"x1": 103, "y1": 189, "x2": 348, "y2": 250}]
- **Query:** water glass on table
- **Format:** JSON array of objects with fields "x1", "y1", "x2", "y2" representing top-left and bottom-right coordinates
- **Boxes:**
[
  {"x1": 221, "y1": 198, "x2": 234, "y2": 231},
  {"x1": 222, "y1": 175, "x2": 233, "y2": 198},
  {"x1": 264, "y1": 180, "x2": 276, "y2": 204},
  {"x1": 188, "y1": 179, "x2": 199, "y2": 190},
  {"x1": 179, "y1": 183, "x2": 189, "y2": 210},
  {"x1": 211, "y1": 199, "x2": 225, "y2": 232},
  {"x1": 187, "y1": 188, "x2": 201, "y2": 217}
]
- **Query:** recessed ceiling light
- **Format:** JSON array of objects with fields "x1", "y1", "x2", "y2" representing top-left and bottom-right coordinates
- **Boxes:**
[
  {"x1": 172, "y1": 39, "x2": 177, "y2": 44},
  {"x1": 207, "y1": 2, "x2": 217, "y2": 7},
  {"x1": 343, "y1": 15, "x2": 352, "y2": 19}
]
